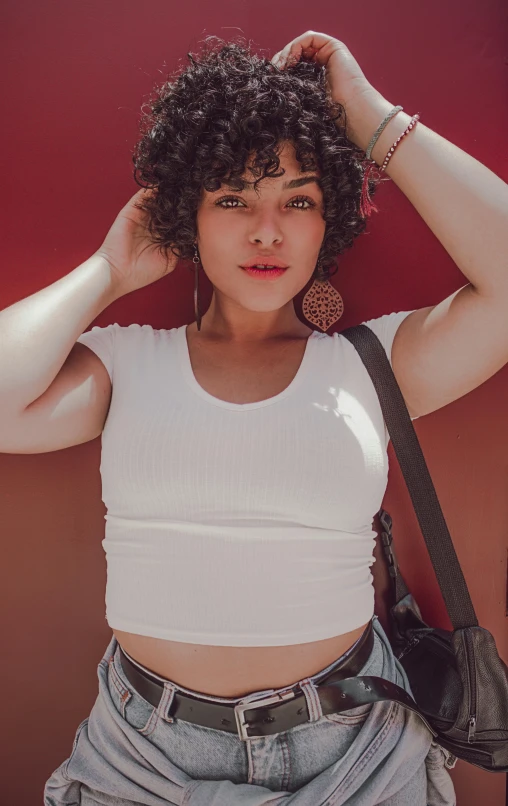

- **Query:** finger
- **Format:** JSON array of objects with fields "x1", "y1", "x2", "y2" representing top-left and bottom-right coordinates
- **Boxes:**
[
  {"x1": 273, "y1": 47, "x2": 298, "y2": 69},
  {"x1": 271, "y1": 38, "x2": 299, "y2": 68},
  {"x1": 271, "y1": 47, "x2": 290, "y2": 68}
]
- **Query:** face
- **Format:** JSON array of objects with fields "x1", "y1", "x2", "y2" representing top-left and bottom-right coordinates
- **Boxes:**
[{"x1": 194, "y1": 140, "x2": 326, "y2": 337}]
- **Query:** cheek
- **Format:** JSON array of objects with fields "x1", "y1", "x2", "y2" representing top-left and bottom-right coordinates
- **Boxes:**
[
  {"x1": 289, "y1": 210, "x2": 325, "y2": 232},
  {"x1": 200, "y1": 211, "x2": 240, "y2": 243},
  {"x1": 289, "y1": 218, "x2": 326, "y2": 254}
]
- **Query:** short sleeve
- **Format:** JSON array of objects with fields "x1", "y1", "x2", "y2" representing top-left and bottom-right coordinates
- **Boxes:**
[
  {"x1": 360, "y1": 310, "x2": 420, "y2": 421},
  {"x1": 76, "y1": 323, "x2": 118, "y2": 382}
]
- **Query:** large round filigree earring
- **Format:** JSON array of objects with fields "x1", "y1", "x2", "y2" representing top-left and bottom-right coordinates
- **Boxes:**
[{"x1": 301, "y1": 260, "x2": 344, "y2": 332}]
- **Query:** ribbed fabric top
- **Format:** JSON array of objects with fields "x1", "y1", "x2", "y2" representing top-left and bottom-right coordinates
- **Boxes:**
[{"x1": 76, "y1": 310, "x2": 417, "y2": 646}]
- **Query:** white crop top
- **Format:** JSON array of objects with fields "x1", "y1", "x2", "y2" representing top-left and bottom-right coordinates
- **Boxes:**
[{"x1": 76, "y1": 310, "x2": 418, "y2": 646}]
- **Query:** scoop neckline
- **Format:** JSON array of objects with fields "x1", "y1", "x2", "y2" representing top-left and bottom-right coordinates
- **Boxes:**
[{"x1": 177, "y1": 324, "x2": 319, "y2": 411}]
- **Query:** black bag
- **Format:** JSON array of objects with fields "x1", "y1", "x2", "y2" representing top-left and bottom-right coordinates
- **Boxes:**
[{"x1": 337, "y1": 323, "x2": 508, "y2": 773}]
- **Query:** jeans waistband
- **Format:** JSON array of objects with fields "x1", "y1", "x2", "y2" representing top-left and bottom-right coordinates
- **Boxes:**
[{"x1": 117, "y1": 617, "x2": 375, "y2": 705}]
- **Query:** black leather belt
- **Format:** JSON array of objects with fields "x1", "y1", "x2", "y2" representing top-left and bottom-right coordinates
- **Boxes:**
[{"x1": 118, "y1": 620, "x2": 375, "y2": 741}]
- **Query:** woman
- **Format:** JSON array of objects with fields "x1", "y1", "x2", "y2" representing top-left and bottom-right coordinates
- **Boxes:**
[{"x1": 43, "y1": 30, "x2": 508, "y2": 806}]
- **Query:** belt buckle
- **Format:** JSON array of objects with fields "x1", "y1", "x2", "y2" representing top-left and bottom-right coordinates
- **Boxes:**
[{"x1": 234, "y1": 690, "x2": 297, "y2": 741}]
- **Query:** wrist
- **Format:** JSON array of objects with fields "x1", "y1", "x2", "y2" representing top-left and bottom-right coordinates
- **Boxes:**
[
  {"x1": 92, "y1": 251, "x2": 126, "y2": 303},
  {"x1": 341, "y1": 91, "x2": 403, "y2": 162}
]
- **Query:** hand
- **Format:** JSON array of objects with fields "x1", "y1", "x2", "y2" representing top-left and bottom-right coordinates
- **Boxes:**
[
  {"x1": 271, "y1": 30, "x2": 378, "y2": 113},
  {"x1": 95, "y1": 188, "x2": 179, "y2": 296}
]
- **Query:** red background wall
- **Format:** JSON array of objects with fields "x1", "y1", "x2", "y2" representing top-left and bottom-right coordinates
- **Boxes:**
[{"x1": 1, "y1": 1, "x2": 507, "y2": 804}]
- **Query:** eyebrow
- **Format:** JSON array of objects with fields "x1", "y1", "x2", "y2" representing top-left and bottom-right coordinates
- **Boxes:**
[{"x1": 221, "y1": 176, "x2": 323, "y2": 192}]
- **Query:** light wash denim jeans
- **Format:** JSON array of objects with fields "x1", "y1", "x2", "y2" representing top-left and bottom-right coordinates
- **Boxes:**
[{"x1": 43, "y1": 616, "x2": 457, "y2": 805}]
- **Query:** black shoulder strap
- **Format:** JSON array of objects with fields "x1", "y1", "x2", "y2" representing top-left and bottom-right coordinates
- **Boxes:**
[{"x1": 340, "y1": 324, "x2": 478, "y2": 630}]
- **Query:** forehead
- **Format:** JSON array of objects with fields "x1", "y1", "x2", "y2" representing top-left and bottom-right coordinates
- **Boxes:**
[
  {"x1": 219, "y1": 174, "x2": 323, "y2": 192},
  {"x1": 204, "y1": 142, "x2": 323, "y2": 195},
  {"x1": 225, "y1": 140, "x2": 321, "y2": 190}
]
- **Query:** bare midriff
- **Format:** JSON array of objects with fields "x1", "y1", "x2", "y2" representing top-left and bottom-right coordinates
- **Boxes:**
[
  {"x1": 112, "y1": 623, "x2": 370, "y2": 698},
  {"x1": 112, "y1": 323, "x2": 370, "y2": 698}
]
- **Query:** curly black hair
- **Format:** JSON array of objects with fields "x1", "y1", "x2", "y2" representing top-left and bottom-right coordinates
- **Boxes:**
[{"x1": 131, "y1": 35, "x2": 384, "y2": 283}]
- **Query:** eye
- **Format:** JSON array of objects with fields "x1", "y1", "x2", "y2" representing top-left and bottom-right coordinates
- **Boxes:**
[{"x1": 214, "y1": 195, "x2": 316, "y2": 210}]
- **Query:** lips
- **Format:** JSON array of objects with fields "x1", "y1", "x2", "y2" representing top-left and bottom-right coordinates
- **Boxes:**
[
  {"x1": 240, "y1": 257, "x2": 289, "y2": 269},
  {"x1": 242, "y1": 266, "x2": 287, "y2": 279}
]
